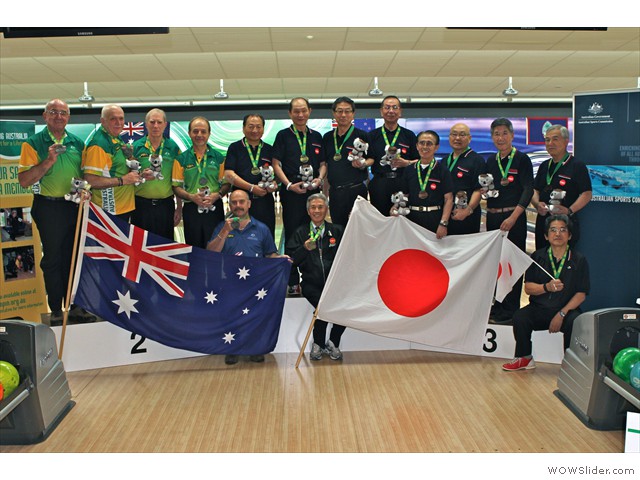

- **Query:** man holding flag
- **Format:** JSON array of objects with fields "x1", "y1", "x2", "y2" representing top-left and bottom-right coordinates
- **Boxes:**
[{"x1": 502, "y1": 214, "x2": 590, "y2": 371}]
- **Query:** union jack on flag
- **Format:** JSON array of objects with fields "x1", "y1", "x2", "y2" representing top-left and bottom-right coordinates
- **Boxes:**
[
  {"x1": 119, "y1": 121, "x2": 146, "y2": 144},
  {"x1": 71, "y1": 202, "x2": 291, "y2": 355},
  {"x1": 83, "y1": 202, "x2": 191, "y2": 297}
]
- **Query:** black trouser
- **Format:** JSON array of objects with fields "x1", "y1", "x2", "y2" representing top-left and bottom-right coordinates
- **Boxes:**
[
  {"x1": 248, "y1": 192, "x2": 276, "y2": 239},
  {"x1": 131, "y1": 196, "x2": 175, "y2": 240},
  {"x1": 407, "y1": 209, "x2": 441, "y2": 234},
  {"x1": 329, "y1": 182, "x2": 367, "y2": 228},
  {"x1": 448, "y1": 208, "x2": 482, "y2": 235},
  {"x1": 182, "y1": 200, "x2": 224, "y2": 249},
  {"x1": 305, "y1": 288, "x2": 346, "y2": 348},
  {"x1": 513, "y1": 304, "x2": 579, "y2": 357},
  {"x1": 535, "y1": 213, "x2": 581, "y2": 251},
  {"x1": 280, "y1": 186, "x2": 312, "y2": 286},
  {"x1": 31, "y1": 195, "x2": 79, "y2": 312},
  {"x1": 486, "y1": 209, "x2": 527, "y2": 314},
  {"x1": 368, "y1": 175, "x2": 402, "y2": 217}
]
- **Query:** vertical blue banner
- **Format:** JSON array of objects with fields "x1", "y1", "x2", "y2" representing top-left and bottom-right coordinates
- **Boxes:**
[{"x1": 574, "y1": 89, "x2": 640, "y2": 310}]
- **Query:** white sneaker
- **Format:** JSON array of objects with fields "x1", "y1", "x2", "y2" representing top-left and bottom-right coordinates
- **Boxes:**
[
  {"x1": 326, "y1": 340, "x2": 343, "y2": 361},
  {"x1": 310, "y1": 343, "x2": 323, "y2": 361}
]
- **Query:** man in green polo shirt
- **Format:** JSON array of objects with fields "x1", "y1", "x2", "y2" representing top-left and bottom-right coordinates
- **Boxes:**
[
  {"x1": 18, "y1": 98, "x2": 95, "y2": 325},
  {"x1": 82, "y1": 104, "x2": 147, "y2": 221},
  {"x1": 131, "y1": 108, "x2": 182, "y2": 240}
]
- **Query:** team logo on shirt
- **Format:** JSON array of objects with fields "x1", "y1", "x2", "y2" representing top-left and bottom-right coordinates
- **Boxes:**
[
  {"x1": 508, "y1": 175, "x2": 514, "y2": 183},
  {"x1": 559, "y1": 179, "x2": 566, "y2": 186}
]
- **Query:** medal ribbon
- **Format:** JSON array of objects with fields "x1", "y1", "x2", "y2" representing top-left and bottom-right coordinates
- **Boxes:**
[
  {"x1": 101, "y1": 126, "x2": 125, "y2": 150},
  {"x1": 382, "y1": 127, "x2": 400, "y2": 148},
  {"x1": 146, "y1": 137, "x2": 165, "y2": 157},
  {"x1": 446, "y1": 147, "x2": 469, "y2": 172},
  {"x1": 194, "y1": 146, "x2": 208, "y2": 185},
  {"x1": 243, "y1": 138, "x2": 263, "y2": 170},
  {"x1": 47, "y1": 128, "x2": 66, "y2": 145},
  {"x1": 290, "y1": 125, "x2": 308, "y2": 158},
  {"x1": 333, "y1": 125, "x2": 354, "y2": 158},
  {"x1": 548, "y1": 245, "x2": 569, "y2": 279},
  {"x1": 545, "y1": 153, "x2": 570, "y2": 185},
  {"x1": 496, "y1": 147, "x2": 516, "y2": 182},
  {"x1": 416, "y1": 159, "x2": 436, "y2": 193},
  {"x1": 309, "y1": 222, "x2": 324, "y2": 242}
]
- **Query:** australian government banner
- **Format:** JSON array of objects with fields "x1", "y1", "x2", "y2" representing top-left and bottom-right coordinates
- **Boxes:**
[
  {"x1": 71, "y1": 202, "x2": 291, "y2": 355},
  {"x1": 574, "y1": 89, "x2": 640, "y2": 310},
  {"x1": 316, "y1": 197, "x2": 531, "y2": 355}
]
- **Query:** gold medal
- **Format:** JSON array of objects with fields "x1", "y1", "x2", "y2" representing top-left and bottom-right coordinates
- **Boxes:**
[
  {"x1": 500, "y1": 177, "x2": 509, "y2": 186},
  {"x1": 199, "y1": 177, "x2": 208, "y2": 186},
  {"x1": 419, "y1": 191, "x2": 428, "y2": 199},
  {"x1": 251, "y1": 167, "x2": 260, "y2": 176},
  {"x1": 300, "y1": 155, "x2": 309, "y2": 163},
  {"x1": 308, "y1": 240, "x2": 317, "y2": 250},
  {"x1": 333, "y1": 153, "x2": 342, "y2": 161}
]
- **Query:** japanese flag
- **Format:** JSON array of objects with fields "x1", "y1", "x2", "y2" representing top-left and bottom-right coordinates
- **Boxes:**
[
  {"x1": 317, "y1": 197, "x2": 504, "y2": 355},
  {"x1": 495, "y1": 235, "x2": 533, "y2": 303}
]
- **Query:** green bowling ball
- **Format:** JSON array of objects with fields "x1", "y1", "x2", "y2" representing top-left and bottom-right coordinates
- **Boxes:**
[
  {"x1": 0, "y1": 360, "x2": 20, "y2": 397},
  {"x1": 612, "y1": 347, "x2": 640, "y2": 383}
]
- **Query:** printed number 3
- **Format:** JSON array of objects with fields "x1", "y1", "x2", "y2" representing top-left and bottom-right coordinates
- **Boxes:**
[{"x1": 483, "y1": 328, "x2": 497, "y2": 353}]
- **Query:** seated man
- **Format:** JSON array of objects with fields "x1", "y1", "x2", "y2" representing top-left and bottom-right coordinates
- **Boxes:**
[
  {"x1": 286, "y1": 193, "x2": 345, "y2": 361},
  {"x1": 207, "y1": 189, "x2": 289, "y2": 365},
  {"x1": 502, "y1": 214, "x2": 590, "y2": 371}
]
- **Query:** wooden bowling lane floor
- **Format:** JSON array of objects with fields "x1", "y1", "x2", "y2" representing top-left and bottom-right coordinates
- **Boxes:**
[{"x1": 1, "y1": 350, "x2": 623, "y2": 453}]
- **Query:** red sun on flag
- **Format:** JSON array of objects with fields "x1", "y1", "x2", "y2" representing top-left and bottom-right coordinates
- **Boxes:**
[
  {"x1": 497, "y1": 262, "x2": 513, "y2": 280},
  {"x1": 377, "y1": 249, "x2": 449, "y2": 317}
]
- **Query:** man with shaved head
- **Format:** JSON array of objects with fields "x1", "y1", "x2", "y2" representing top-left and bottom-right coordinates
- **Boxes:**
[{"x1": 445, "y1": 122, "x2": 487, "y2": 235}]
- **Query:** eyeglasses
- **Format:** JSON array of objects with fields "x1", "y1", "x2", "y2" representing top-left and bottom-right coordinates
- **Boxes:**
[
  {"x1": 46, "y1": 109, "x2": 69, "y2": 117},
  {"x1": 418, "y1": 141, "x2": 436, "y2": 147},
  {"x1": 334, "y1": 109, "x2": 353, "y2": 115},
  {"x1": 449, "y1": 132, "x2": 469, "y2": 138},
  {"x1": 382, "y1": 105, "x2": 400, "y2": 111},
  {"x1": 549, "y1": 227, "x2": 568, "y2": 233}
]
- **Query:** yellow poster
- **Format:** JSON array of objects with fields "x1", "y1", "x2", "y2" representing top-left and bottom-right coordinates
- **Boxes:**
[{"x1": 0, "y1": 119, "x2": 47, "y2": 323}]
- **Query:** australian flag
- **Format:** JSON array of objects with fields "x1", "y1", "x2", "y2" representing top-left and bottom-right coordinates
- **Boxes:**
[{"x1": 72, "y1": 202, "x2": 291, "y2": 355}]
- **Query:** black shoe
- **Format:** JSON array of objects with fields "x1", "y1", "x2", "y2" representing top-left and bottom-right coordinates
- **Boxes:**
[
  {"x1": 68, "y1": 306, "x2": 97, "y2": 324},
  {"x1": 249, "y1": 355, "x2": 265, "y2": 363},
  {"x1": 50, "y1": 310, "x2": 63, "y2": 327},
  {"x1": 490, "y1": 311, "x2": 514, "y2": 325},
  {"x1": 225, "y1": 354, "x2": 239, "y2": 365}
]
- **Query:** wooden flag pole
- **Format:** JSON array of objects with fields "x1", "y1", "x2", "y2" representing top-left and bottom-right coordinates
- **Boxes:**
[
  {"x1": 294, "y1": 308, "x2": 319, "y2": 369},
  {"x1": 58, "y1": 198, "x2": 87, "y2": 359}
]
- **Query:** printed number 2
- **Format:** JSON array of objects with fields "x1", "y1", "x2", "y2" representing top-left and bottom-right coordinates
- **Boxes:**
[
  {"x1": 483, "y1": 328, "x2": 497, "y2": 353},
  {"x1": 130, "y1": 333, "x2": 147, "y2": 354}
]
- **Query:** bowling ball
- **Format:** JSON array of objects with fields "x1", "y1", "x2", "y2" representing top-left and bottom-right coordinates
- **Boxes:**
[
  {"x1": 613, "y1": 347, "x2": 640, "y2": 383},
  {"x1": 0, "y1": 360, "x2": 20, "y2": 397},
  {"x1": 630, "y1": 362, "x2": 640, "y2": 391}
]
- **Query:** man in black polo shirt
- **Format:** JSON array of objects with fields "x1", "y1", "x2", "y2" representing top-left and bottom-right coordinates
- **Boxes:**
[
  {"x1": 322, "y1": 97, "x2": 372, "y2": 227},
  {"x1": 486, "y1": 117, "x2": 534, "y2": 324},
  {"x1": 531, "y1": 124, "x2": 592, "y2": 250},
  {"x1": 367, "y1": 95, "x2": 419, "y2": 216},
  {"x1": 272, "y1": 98, "x2": 326, "y2": 295},
  {"x1": 445, "y1": 122, "x2": 487, "y2": 235},
  {"x1": 224, "y1": 114, "x2": 278, "y2": 238}
]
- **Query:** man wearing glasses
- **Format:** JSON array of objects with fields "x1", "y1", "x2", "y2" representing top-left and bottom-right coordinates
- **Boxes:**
[
  {"x1": 445, "y1": 123, "x2": 487, "y2": 235},
  {"x1": 502, "y1": 214, "x2": 589, "y2": 371},
  {"x1": 367, "y1": 95, "x2": 419, "y2": 216},
  {"x1": 18, "y1": 99, "x2": 96, "y2": 325},
  {"x1": 321, "y1": 97, "x2": 372, "y2": 227}
]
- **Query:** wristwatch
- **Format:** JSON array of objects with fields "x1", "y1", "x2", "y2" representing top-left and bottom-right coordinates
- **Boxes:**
[
  {"x1": 558, "y1": 310, "x2": 566, "y2": 318},
  {"x1": 439, "y1": 220, "x2": 448, "y2": 227}
]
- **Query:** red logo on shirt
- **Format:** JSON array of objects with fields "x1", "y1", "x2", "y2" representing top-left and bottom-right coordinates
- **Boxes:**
[
  {"x1": 329, "y1": 237, "x2": 336, "y2": 245},
  {"x1": 508, "y1": 175, "x2": 514, "y2": 183},
  {"x1": 457, "y1": 172, "x2": 463, "y2": 178},
  {"x1": 559, "y1": 179, "x2": 566, "y2": 186},
  {"x1": 402, "y1": 148, "x2": 407, "y2": 154},
  {"x1": 430, "y1": 183, "x2": 437, "y2": 190},
  {"x1": 314, "y1": 148, "x2": 320, "y2": 155}
]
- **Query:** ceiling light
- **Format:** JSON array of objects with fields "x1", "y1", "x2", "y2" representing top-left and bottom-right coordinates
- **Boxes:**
[
  {"x1": 214, "y1": 79, "x2": 229, "y2": 100},
  {"x1": 78, "y1": 82, "x2": 95, "y2": 103},
  {"x1": 502, "y1": 76, "x2": 519, "y2": 99},
  {"x1": 368, "y1": 77, "x2": 383, "y2": 97}
]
